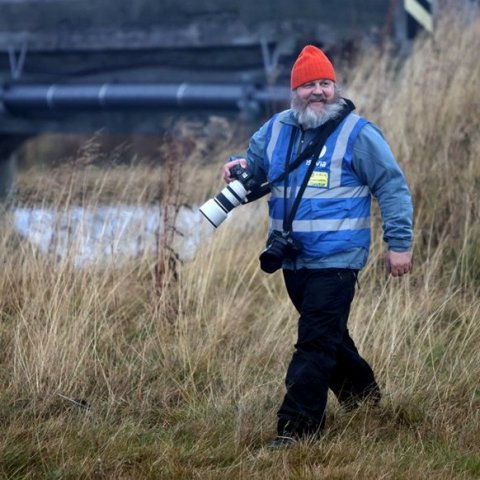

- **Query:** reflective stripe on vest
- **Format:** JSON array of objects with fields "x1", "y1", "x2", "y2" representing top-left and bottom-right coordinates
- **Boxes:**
[
  {"x1": 266, "y1": 110, "x2": 288, "y2": 167},
  {"x1": 329, "y1": 113, "x2": 362, "y2": 187},
  {"x1": 265, "y1": 111, "x2": 371, "y2": 257},
  {"x1": 271, "y1": 216, "x2": 371, "y2": 233},
  {"x1": 271, "y1": 185, "x2": 370, "y2": 199}
]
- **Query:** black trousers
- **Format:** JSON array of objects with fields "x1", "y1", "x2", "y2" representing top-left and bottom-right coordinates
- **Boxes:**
[{"x1": 277, "y1": 268, "x2": 380, "y2": 437}]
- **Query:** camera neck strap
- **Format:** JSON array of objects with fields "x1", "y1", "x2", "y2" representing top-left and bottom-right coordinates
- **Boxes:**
[
  {"x1": 282, "y1": 102, "x2": 354, "y2": 232},
  {"x1": 245, "y1": 99, "x2": 355, "y2": 204}
]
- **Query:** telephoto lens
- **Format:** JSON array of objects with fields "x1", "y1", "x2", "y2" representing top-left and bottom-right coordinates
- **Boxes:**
[
  {"x1": 199, "y1": 180, "x2": 248, "y2": 228},
  {"x1": 200, "y1": 163, "x2": 257, "y2": 228}
]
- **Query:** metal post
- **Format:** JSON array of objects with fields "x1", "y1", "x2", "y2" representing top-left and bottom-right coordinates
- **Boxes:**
[
  {"x1": 405, "y1": 0, "x2": 434, "y2": 39},
  {"x1": 0, "y1": 154, "x2": 16, "y2": 203},
  {"x1": 0, "y1": 135, "x2": 29, "y2": 205}
]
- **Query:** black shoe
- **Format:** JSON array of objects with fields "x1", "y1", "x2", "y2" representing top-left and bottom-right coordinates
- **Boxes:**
[{"x1": 266, "y1": 435, "x2": 297, "y2": 450}]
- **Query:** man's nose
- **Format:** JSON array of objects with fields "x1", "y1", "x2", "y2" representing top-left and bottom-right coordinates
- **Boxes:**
[{"x1": 312, "y1": 83, "x2": 323, "y2": 94}]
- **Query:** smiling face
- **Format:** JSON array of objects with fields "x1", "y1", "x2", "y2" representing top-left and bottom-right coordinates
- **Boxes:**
[
  {"x1": 291, "y1": 79, "x2": 343, "y2": 130},
  {"x1": 295, "y1": 79, "x2": 336, "y2": 112}
]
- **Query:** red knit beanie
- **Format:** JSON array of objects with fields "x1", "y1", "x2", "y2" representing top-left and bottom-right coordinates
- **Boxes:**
[{"x1": 290, "y1": 45, "x2": 336, "y2": 90}]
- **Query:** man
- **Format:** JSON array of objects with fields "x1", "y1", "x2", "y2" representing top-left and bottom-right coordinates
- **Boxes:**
[{"x1": 223, "y1": 45, "x2": 413, "y2": 448}]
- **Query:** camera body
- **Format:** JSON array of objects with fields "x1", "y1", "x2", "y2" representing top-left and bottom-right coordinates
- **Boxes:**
[
  {"x1": 259, "y1": 230, "x2": 302, "y2": 274},
  {"x1": 228, "y1": 164, "x2": 257, "y2": 191},
  {"x1": 199, "y1": 163, "x2": 256, "y2": 228},
  {"x1": 200, "y1": 163, "x2": 303, "y2": 273}
]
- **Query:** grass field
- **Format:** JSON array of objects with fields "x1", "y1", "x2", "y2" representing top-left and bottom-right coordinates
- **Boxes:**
[{"x1": 1, "y1": 5, "x2": 479, "y2": 479}]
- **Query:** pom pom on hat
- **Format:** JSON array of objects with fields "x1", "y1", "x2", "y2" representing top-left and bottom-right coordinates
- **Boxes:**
[{"x1": 290, "y1": 45, "x2": 336, "y2": 90}]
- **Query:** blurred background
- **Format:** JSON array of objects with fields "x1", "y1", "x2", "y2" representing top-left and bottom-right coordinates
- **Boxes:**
[
  {"x1": 2, "y1": 0, "x2": 473, "y2": 267},
  {"x1": 0, "y1": 3, "x2": 479, "y2": 477},
  {"x1": 0, "y1": 0, "x2": 434, "y2": 178}
]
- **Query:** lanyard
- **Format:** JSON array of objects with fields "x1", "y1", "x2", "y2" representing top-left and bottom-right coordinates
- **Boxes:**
[
  {"x1": 282, "y1": 106, "x2": 353, "y2": 232},
  {"x1": 245, "y1": 99, "x2": 355, "y2": 204}
]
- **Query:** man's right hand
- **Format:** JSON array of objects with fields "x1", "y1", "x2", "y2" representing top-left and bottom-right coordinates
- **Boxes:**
[
  {"x1": 223, "y1": 158, "x2": 247, "y2": 184},
  {"x1": 386, "y1": 250, "x2": 413, "y2": 277}
]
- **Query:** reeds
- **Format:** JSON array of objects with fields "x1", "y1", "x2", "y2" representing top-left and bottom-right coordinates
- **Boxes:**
[{"x1": 0, "y1": 4, "x2": 479, "y2": 479}]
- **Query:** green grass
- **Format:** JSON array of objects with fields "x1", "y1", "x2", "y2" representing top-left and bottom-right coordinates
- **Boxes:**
[{"x1": 1, "y1": 4, "x2": 479, "y2": 479}]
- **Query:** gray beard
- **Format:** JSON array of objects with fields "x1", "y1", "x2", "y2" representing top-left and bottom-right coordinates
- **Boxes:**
[{"x1": 291, "y1": 96, "x2": 346, "y2": 130}]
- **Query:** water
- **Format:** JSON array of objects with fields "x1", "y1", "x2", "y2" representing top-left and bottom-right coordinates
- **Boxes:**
[{"x1": 14, "y1": 204, "x2": 215, "y2": 268}]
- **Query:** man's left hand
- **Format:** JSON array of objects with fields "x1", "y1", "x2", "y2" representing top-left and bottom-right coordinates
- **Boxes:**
[{"x1": 386, "y1": 251, "x2": 413, "y2": 277}]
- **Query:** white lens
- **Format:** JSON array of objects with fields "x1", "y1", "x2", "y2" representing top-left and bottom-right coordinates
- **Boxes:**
[
  {"x1": 199, "y1": 198, "x2": 228, "y2": 227},
  {"x1": 222, "y1": 181, "x2": 248, "y2": 207},
  {"x1": 199, "y1": 181, "x2": 248, "y2": 228}
]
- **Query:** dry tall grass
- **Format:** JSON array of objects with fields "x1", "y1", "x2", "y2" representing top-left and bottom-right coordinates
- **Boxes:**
[{"x1": 1, "y1": 5, "x2": 479, "y2": 479}]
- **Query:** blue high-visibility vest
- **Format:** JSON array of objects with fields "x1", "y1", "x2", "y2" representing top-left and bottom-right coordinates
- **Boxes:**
[{"x1": 265, "y1": 112, "x2": 371, "y2": 258}]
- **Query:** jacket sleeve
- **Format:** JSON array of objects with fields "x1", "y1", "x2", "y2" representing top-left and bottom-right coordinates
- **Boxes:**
[
  {"x1": 246, "y1": 120, "x2": 270, "y2": 186},
  {"x1": 228, "y1": 120, "x2": 271, "y2": 202},
  {"x1": 352, "y1": 123, "x2": 413, "y2": 252},
  {"x1": 228, "y1": 120, "x2": 270, "y2": 185}
]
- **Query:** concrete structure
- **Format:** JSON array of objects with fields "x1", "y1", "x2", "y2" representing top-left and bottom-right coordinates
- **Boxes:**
[
  {"x1": 0, "y1": 0, "x2": 410, "y2": 197},
  {"x1": 0, "y1": 0, "x2": 398, "y2": 131}
]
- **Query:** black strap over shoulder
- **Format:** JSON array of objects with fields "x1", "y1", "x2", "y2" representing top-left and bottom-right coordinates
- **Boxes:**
[
  {"x1": 284, "y1": 101, "x2": 354, "y2": 231},
  {"x1": 246, "y1": 98, "x2": 355, "y2": 203}
]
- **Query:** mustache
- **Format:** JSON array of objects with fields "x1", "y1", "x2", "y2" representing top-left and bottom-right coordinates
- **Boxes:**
[{"x1": 308, "y1": 95, "x2": 326, "y2": 102}]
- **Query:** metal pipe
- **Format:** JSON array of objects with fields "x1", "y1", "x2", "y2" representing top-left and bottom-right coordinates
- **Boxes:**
[{"x1": 1, "y1": 83, "x2": 291, "y2": 113}]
